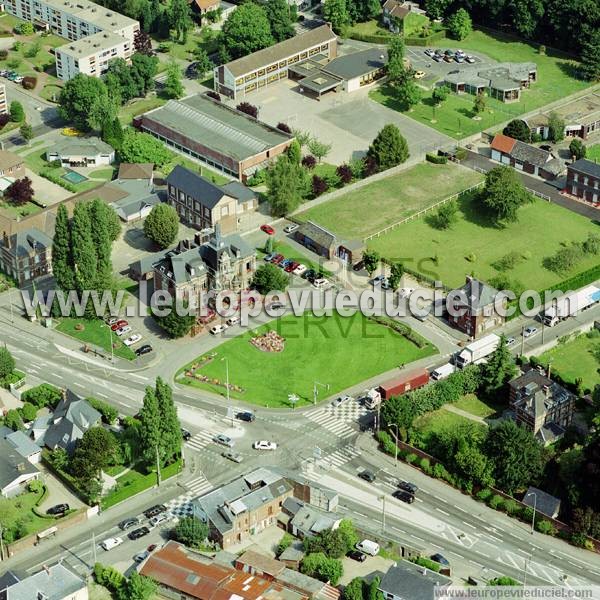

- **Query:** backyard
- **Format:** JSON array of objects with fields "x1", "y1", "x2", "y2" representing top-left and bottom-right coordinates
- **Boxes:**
[
  {"x1": 412, "y1": 406, "x2": 486, "y2": 447},
  {"x1": 452, "y1": 393, "x2": 502, "y2": 419},
  {"x1": 537, "y1": 330, "x2": 600, "y2": 392},
  {"x1": 295, "y1": 162, "x2": 483, "y2": 239},
  {"x1": 177, "y1": 312, "x2": 437, "y2": 407},
  {"x1": 588, "y1": 144, "x2": 600, "y2": 162},
  {"x1": 370, "y1": 29, "x2": 592, "y2": 139},
  {"x1": 368, "y1": 192, "x2": 600, "y2": 290}
]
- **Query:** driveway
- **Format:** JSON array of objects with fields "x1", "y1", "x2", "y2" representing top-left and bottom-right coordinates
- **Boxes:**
[
  {"x1": 38, "y1": 465, "x2": 85, "y2": 512},
  {"x1": 26, "y1": 168, "x2": 72, "y2": 206}
]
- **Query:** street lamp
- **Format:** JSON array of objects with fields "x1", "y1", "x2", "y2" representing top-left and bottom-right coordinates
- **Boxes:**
[
  {"x1": 222, "y1": 357, "x2": 234, "y2": 426},
  {"x1": 101, "y1": 324, "x2": 114, "y2": 363},
  {"x1": 313, "y1": 381, "x2": 329, "y2": 405},
  {"x1": 390, "y1": 423, "x2": 399, "y2": 464},
  {"x1": 526, "y1": 491, "x2": 537, "y2": 534}
]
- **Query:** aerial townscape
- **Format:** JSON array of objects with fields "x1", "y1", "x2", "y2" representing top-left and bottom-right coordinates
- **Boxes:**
[{"x1": 0, "y1": 0, "x2": 600, "y2": 596}]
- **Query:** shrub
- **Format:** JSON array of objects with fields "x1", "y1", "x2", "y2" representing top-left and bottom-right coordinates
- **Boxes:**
[
  {"x1": 420, "y1": 457, "x2": 431, "y2": 474},
  {"x1": 302, "y1": 155, "x2": 316, "y2": 169},
  {"x1": 312, "y1": 175, "x2": 328, "y2": 197},
  {"x1": 503, "y1": 498, "x2": 519, "y2": 516},
  {"x1": 236, "y1": 101, "x2": 258, "y2": 118},
  {"x1": 39, "y1": 168, "x2": 77, "y2": 192},
  {"x1": 522, "y1": 506, "x2": 534, "y2": 522},
  {"x1": 247, "y1": 169, "x2": 266, "y2": 186},
  {"x1": 0, "y1": 49, "x2": 7, "y2": 60},
  {"x1": 15, "y1": 22, "x2": 34, "y2": 35},
  {"x1": 21, "y1": 383, "x2": 63, "y2": 408},
  {"x1": 28, "y1": 479, "x2": 44, "y2": 493},
  {"x1": 488, "y1": 494, "x2": 505, "y2": 510},
  {"x1": 277, "y1": 122, "x2": 292, "y2": 134},
  {"x1": 535, "y1": 519, "x2": 557, "y2": 536},
  {"x1": 93, "y1": 563, "x2": 125, "y2": 592},
  {"x1": 206, "y1": 90, "x2": 221, "y2": 101},
  {"x1": 276, "y1": 532, "x2": 294, "y2": 556},
  {"x1": 336, "y1": 164, "x2": 353, "y2": 184},
  {"x1": 406, "y1": 453, "x2": 417, "y2": 465},
  {"x1": 22, "y1": 76, "x2": 37, "y2": 90},
  {"x1": 0, "y1": 113, "x2": 9, "y2": 129},
  {"x1": 455, "y1": 147, "x2": 467, "y2": 161},
  {"x1": 426, "y1": 152, "x2": 447, "y2": 164},
  {"x1": 413, "y1": 557, "x2": 440, "y2": 572},
  {"x1": 86, "y1": 397, "x2": 118, "y2": 424},
  {"x1": 20, "y1": 401, "x2": 38, "y2": 422}
]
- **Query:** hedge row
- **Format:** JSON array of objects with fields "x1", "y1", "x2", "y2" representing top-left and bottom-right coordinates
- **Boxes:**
[
  {"x1": 39, "y1": 169, "x2": 77, "y2": 192},
  {"x1": 347, "y1": 32, "x2": 392, "y2": 44},
  {"x1": 367, "y1": 314, "x2": 430, "y2": 348},
  {"x1": 404, "y1": 29, "x2": 447, "y2": 46},
  {"x1": 426, "y1": 153, "x2": 448, "y2": 164}
]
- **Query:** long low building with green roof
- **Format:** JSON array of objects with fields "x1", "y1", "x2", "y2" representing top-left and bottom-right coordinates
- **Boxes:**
[{"x1": 135, "y1": 93, "x2": 294, "y2": 181}]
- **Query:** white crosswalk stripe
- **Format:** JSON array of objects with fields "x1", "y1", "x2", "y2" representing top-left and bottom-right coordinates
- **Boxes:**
[
  {"x1": 166, "y1": 473, "x2": 214, "y2": 518},
  {"x1": 305, "y1": 409, "x2": 356, "y2": 438},
  {"x1": 302, "y1": 443, "x2": 361, "y2": 470},
  {"x1": 186, "y1": 473, "x2": 213, "y2": 496},
  {"x1": 185, "y1": 431, "x2": 218, "y2": 452}
]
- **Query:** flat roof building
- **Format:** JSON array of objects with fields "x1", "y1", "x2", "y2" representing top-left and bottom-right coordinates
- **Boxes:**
[{"x1": 137, "y1": 94, "x2": 294, "y2": 181}]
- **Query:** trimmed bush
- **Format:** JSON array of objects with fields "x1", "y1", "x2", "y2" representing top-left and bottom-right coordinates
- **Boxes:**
[
  {"x1": 426, "y1": 153, "x2": 448, "y2": 164},
  {"x1": 406, "y1": 453, "x2": 418, "y2": 465},
  {"x1": 488, "y1": 494, "x2": 505, "y2": 510},
  {"x1": 535, "y1": 519, "x2": 557, "y2": 536},
  {"x1": 413, "y1": 556, "x2": 441, "y2": 572}
]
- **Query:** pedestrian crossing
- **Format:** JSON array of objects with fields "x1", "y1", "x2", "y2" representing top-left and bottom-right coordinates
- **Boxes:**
[
  {"x1": 165, "y1": 473, "x2": 214, "y2": 518},
  {"x1": 186, "y1": 472, "x2": 213, "y2": 496},
  {"x1": 305, "y1": 399, "x2": 368, "y2": 438},
  {"x1": 185, "y1": 431, "x2": 219, "y2": 453},
  {"x1": 302, "y1": 443, "x2": 361, "y2": 471}
]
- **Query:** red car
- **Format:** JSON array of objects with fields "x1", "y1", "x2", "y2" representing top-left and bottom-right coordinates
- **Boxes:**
[
  {"x1": 271, "y1": 254, "x2": 284, "y2": 265},
  {"x1": 260, "y1": 224, "x2": 275, "y2": 235},
  {"x1": 285, "y1": 261, "x2": 299, "y2": 273},
  {"x1": 111, "y1": 320, "x2": 128, "y2": 331}
]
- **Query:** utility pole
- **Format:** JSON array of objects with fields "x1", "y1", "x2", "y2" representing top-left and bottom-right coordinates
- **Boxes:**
[
  {"x1": 391, "y1": 424, "x2": 399, "y2": 464},
  {"x1": 156, "y1": 445, "x2": 161, "y2": 487},
  {"x1": 520, "y1": 325, "x2": 525, "y2": 357},
  {"x1": 313, "y1": 381, "x2": 328, "y2": 405},
  {"x1": 526, "y1": 491, "x2": 537, "y2": 534}
]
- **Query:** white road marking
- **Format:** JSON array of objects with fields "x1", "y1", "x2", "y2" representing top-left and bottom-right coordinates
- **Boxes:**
[{"x1": 436, "y1": 508, "x2": 449, "y2": 516}]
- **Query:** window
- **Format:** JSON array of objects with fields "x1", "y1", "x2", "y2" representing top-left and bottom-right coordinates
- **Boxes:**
[{"x1": 221, "y1": 205, "x2": 229, "y2": 217}]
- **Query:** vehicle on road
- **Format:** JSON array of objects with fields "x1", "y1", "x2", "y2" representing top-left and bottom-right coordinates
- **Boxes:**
[
  {"x1": 101, "y1": 537, "x2": 123, "y2": 551},
  {"x1": 414, "y1": 70, "x2": 426, "y2": 78},
  {"x1": 268, "y1": 301, "x2": 285, "y2": 310},
  {"x1": 430, "y1": 363, "x2": 455, "y2": 381},
  {"x1": 356, "y1": 539, "x2": 380, "y2": 556},
  {"x1": 359, "y1": 469, "x2": 376, "y2": 483},
  {"x1": 362, "y1": 387, "x2": 382, "y2": 410},
  {"x1": 144, "y1": 505, "x2": 167, "y2": 519},
  {"x1": 332, "y1": 394, "x2": 353, "y2": 408},
  {"x1": 348, "y1": 550, "x2": 367, "y2": 562},
  {"x1": 123, "y1": 334, "x2": 142, "y2": 346},
  {"x1": 253, "y1": 440, "x2": 277, "y2": 451},
  {"x1": 378, "y1": 368, "x2": 429, "y2": 401},
  {"x1": 523, "y1": 326, "x2": 538, "y2": 337},
  {"x1": 136, "y1": 344, "x2": 153, "y2": 356},
  {"x1": 181, "y1": 428, "x2": 192, "y2": 441},
  {"x1": 398, "y1": 481, "x2": 419, "y2": 494},
  {"x1": 111, "y1": 320, "x2": 128, "y2": 331},
  {"x1": 119, "y1": 517, "x2": 139, "y2": 530},
  {"x1": 393, "y1": 490, "x2": 415, "y2": 503},
  {"x1": 128, "y1": 527, "x2": 151, "y2": 540},
  {"x1": 222, "y1": 450, "x2": 244, "y2": 463},
  {"x1": 260, "y1": 224, "x2": 275, "y2": 235},
  {"x1": 506, "y1": 337, "x2": 516, "y2": 346},
  {"x1": 213, "y1": 434, "x2": 234, "y2": 447},
  {"x1": 209, "y1": 324, "x2": 228, "y2": 335},
  {"x1": 542, "y1": 284, "x2": 600, "y2": 327},
  {"x1": 431, "y1": 553, "x2": 450, "y2": 566},
  {"x1": 284, "y1": 223, "x2": 299, "y2": 233},
  {"x1": 237, "y1": 411, "x2": 255, "y2": 422},
  {"x1": 134, "y1": 550, "x2": 150, "y2": 563},
  {"x1": 46, "y1": 503, "x2": 69, "y2": 515},
  {"x1": 149, "y1": 513, "x2": 168, "y2": 527},
  {"x1": 115, "y1": 325, "x2": 132, "y2": 337},
  {"x1": 455, "y1": 333, "x2": 501, "y2": 368}
]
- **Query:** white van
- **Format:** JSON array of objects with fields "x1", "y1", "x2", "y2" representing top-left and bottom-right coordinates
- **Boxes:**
[
  {"x1": 356, "y1": 539, "x2": 380, "y2": 556},
  {"x1": 430, "y1": 363, "x2": 456, "y2": 381},
  {"x1": 101, "y1": 536, "x2": 123, "y2": 551}
]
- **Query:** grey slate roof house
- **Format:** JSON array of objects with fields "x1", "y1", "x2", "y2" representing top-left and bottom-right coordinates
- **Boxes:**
[
  {"x1": 566, "y1": 158, "x2": 600, "y2": 206},
  {"x1": 379, "y1": 561, "x2": 451, "y2": 600},
  {"x1": 106, "y1": 178, "x2": 164, "y2": 223},
  {"x1": 294, "y1": 221, "x2": 364, "y2": 264},
  {"x1": 0, "y1": 227, "x2": 53, "y2": 286},
  {"x1": 0, "y1": 563, "x2": 88, "y2": 600},
  {"x1": 0, "y1": 428, "x2": 43, "y2": 464},
  {"x1": 382, "y1": 0, "x2": 412, "y2": 31},
  {"x1": 0, "y1": 437, "x2": 40, "y2": 498},
  {"x1": 46, "y1": 136, "x2": 115, "y2": 167},
  {"x1": 280, "y1": 496, "x2": 342, "y2": 539}
]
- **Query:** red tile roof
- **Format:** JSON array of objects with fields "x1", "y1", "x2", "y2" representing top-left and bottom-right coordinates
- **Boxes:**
[{"x1": 491, "y1": 133, "x2": 517, "y2": 154}]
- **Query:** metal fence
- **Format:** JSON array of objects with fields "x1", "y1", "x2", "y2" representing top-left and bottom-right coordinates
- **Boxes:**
[{"x1": 363, "y1": 182, "x2": 485, "y2": 242}]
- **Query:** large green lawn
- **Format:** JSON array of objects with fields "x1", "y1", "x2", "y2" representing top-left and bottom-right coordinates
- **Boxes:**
[
  {"x1": 453, "y1": 393, "x2": 502, "y2": 418},
  {"x1": 413, "y1": 406, "x2": 486, "y2": 447},
  {"x1": 370, "y1": 29, "x2": 592, "y2": 139},
  {"x1": 588, "y1": 144, "x2": 600, "y2": 162},
  {"x1": 119, "y1": 96, "x2": 166, "y2": 125},
  {"x1": 537, "y1": 331, "x2": 600, "y2": 392},
  {"x1": 368, "y1": 192, "x2": 599, "y2": 290},
  {"x1": 295, "y1": 162, "x2": 483, "y2": 239},
  {"x1": 177, "y1": 312, "x2": 436, "y2": 407}
]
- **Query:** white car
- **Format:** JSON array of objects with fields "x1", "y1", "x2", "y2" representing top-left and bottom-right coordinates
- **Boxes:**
[
  {"x1": 115, "y1": 325, "x2": 132, "y2": 337},
  {"x1": 293, "y1": 263, "x2": 307, "y2": 276},
  {"x1": 101, "y1": 536, "x2": 123, "y2": 551},
  {"x1": 253, "y1": 440, "x2": 277, "y2": 451},
  {"x1": 465, "y1": 55, "x2": 476, "y2": 63},
  {"x1": 284, "y1": 223, "x2": 299, "y2": 233},
  {"x1": 332, "y1": 394, "x2": 353, "y2": 408},
  {"x1": 226, "y1": 315, "x2": 240, "y2": 326},
  {"x1": 210, "y1": 323, "x2": 228, "y2": 335},
  {"x1": 123, "y1": 334, "x2": 142, "y2": 346},
  {"x1": 149, "y1": 513, "x2": 169, "y2": 528},
  {"x1": 312, "y1": 278, "x2": 330, "y2": 289}
]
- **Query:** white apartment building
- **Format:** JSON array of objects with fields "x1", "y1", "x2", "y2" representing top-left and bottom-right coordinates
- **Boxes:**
[{"x1": 2, "y1": 0, "x2": 139, "y2": 80}]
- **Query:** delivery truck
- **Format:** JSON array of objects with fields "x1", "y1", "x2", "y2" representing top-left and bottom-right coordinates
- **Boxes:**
[
  {"x1": 430, "y1": 363, "x2": 456, "y2": 381},
  {"x1": 542, "y1": 285, "x2": 600, "y2": 327},
  {"x1": 455, "y1": 334, "x2": 500, "y2": 368},
  {"x1": 362, "y1": 388, "x2": 382, "y2": 410},
  {"x1": 378, "y1": 368, "x2": 429, "y2": 401}
]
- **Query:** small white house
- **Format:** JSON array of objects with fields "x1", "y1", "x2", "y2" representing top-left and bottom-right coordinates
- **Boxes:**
[
  {"x1": 47, "y1": 136, "x2": 115, "y2": 167},
  {"x1": 0, "y1": 437, "x2": 40, "y2": 497}
]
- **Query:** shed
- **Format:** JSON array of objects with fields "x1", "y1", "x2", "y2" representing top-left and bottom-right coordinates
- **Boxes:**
[{"x1": 523, "y1": 486, "x2": 561, "y2": 519}]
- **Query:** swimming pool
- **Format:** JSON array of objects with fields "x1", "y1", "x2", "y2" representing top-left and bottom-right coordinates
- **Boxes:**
[{"x1": 62, "y1": 170, "x2": 88, "y2": 184}]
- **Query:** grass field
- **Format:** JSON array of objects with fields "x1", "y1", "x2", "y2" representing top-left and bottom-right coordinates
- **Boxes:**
[
  {"x1": 348, "y1": 19, "x2": 392, "y2": 40},
  {"x1": 453, "y1": 393, "x2": 501, "y2": 418},
  {"x1": 413, "y1": 406, "x2": 486, "y2": 445},
  {"x1": 178, "y1": 312, "x2": 436, "y2": 407},
  {"x1": 588, "y1": 144, "x2": 600, "y2": 161},
  {"x1": 0, "y1": 199, "x2": 41, "y2": 219},
  {"x1": 0, "y1": 488, "x2": 58, "y2": 540},
  {"x1": 56, "y1": 318, "x2": 136, "y2": 361},
  {"x1": 370, "y1": 29, "x2": 592, "y2": 139},
  {"x1": 119, "y1": 96, "x2": 166, "y2": 125},
  {"x1": 368, "y1": 192, "x2": 599, "y2": 290},
  {"x1": 537, "y1": 331, "x2": 600, "y2": 392},
  {"x1": 295, "y1": 163, "x2": 483, "y2": 239}
]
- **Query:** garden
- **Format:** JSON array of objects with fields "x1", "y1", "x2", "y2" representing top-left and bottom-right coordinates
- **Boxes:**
[
  {"x1": 177, "y1": 312, "x2": 436, "y2": 407},
  {"x1": 295, "y1": 162, "x2": 483, "y2": 240},
  {"x1": 370, "y1": 28, "x2": 594, "y2": 139},
  {"x1": 367, "y1": 192, "x2": 600, "y2": 291}
]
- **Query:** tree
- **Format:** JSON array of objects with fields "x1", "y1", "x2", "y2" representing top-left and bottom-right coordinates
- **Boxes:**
[
  {"x1": 286, "y1": 139, "x2": 301, "y2": 164},
  {"x1": 485, "y1": 420, "x2": 545, "y2": 494},
  {"x1": 473, "y1": 91, "x2": 486, "y2": 114},
  {"x1": 336, "y1": 519, "x2": 358, "y2": 553},
  {"x1": 367, "y1": 576, "x2": 381, "y2": 600},
  {"x1": 88, "y1": 198, "x2": 114, "y2": 290},
  {"x1": 144, "y1": 203, "x2": 179, "y2": 249},
  {"x1": 503, "y1": 119, "x2": 531, "y2": 142},
  {"x1": 580, "y1": 30, "x2": 600, "y2": 81},
  {"x1": 323, "y1": 0, "x2": 351, "y2": 34},
  {"x1": 432, "y1": 85, "x2": 450, "y2": 105},
  {"x1": 118, "y1": 572, "x2": 157, "y2": 600},
  {"x1": 307, "y1": 139, "x2": 332, "y2": 163},
  {"x1": 9, "y1": 101, "x2": 24, "y2": 123},
  {"x1": 454, "y1": 438, "x2": 495, "y2": 487},
  {"x1": 222, "y1": 3, "x2": 274, "y2": 59},
  {"x1": 169, "y1": 0, "x2": 192, "y2": 42},
  {"x1": 381, "y1": 394, "x2": 416, "y2": 440},
  {"x1": 569, "y1": 138, "x2": 587, "y2": 160},
  {"x1": 192, "y1": 47, "x2": 213, "y2": 79},
  {"x1": 312, "y1": 175, "x2": 328, "y2": 197},
  {"x1": 172, "y1": 516, "x2": 210, "y2": 548},
  {"x1": 71, "y1": 427, "x2": 117, "y2": 480},
  {"x1": 133, "y1": 29, "x2": 154, "y2": 55},
  {"x1": 139, "y1": 385, "x2": 162, "y2": 466},
  {"x1": 389, "y1": 262, "x2": 404, "y2": 290},
  {"x1": 431, "y1": 200, "x2": 458, "y2": 229},
  {"x1": 480, "y1": 335, "x2": 516, "y2": 397},
  {"x1": 301, "y1": 553, "x2": 343, "y2": 585},
  {"x1": 386, "y1": 37, "x2": 405, "y2": 86},
  {"x1": 509, "y1": 0, "x2": 544, "y2": 38},
  {"x1": 264, "y1": 0, "x2": 295, "y2": 42},
  {"x1": 71, "y1": 201, "x2": 98, "y2": 292},
  {"x1": 336, "y1": 164, "x2": 353, "y2": 184},
  {"x1": 119, "y1": 130, "x2": 173, "y2": 167},
  {"x1": 105, "y1": 57, "x2": 137, "y2": 104},
  {"x1": 353, "y1": 0, "x2": 380, "y2": 21},
  {"x1": 547, "y1": 111, "x2": 565, "y2": 142},
  {"x1": 154, "y1": 300, "x2": 195, "y2": 338},
  {"x1": 0, "y1": 348, "x2": 15, "y2": 379},
  {"x1": 236, "y1": 101, "x2": 258, "y2": 118},
  {"x1": 6, "y1": 177, "x2": 34, "y2": 205},
  {"x1": 89, "y1": 199, "x2": 121, "y2": 242},
  {"x1": 480, "y1": 165, "x2": 531, "y2": 226},
  {"x1": 163, "y1": 61, "x2": 184, "y2": 99},
  {"x1": 19, "y1": 122, "x2": 32, "y2": 142},
  {"x1": 362, "y1": 249, "x2": 380, "y2": 275},
  {"x1": 343, "y1": 578, "x2": 365, "y2": 600},
  {"x1": 21, "y1": 383, "x2": 62, "y2": 408},
  {"x1": 266, "y1": 156, "x2": 308, "y2": 216},
  {"x1": 367, "y1": 124, "x2": 409, "y2": 171},
  {"x1": 446, "y1": 8, "x2": 472, "y2": 40},
  {"x1": 4, "y1": 409, "x2": 24, "y2": 432},
  {"x1": 58, "y1": 74, "x2": 116, "y2": 131},
  {"x1": 155, "y1": 377, "x2": 182, "y2": 463},
  {"x1": 101, "y1": 117, "x2": 124, "y2": 151},
  {"x1": 130, "y1": 53, "x2": 159, "y2": 95},
  {"x1": 252, "y1": 263, "x2": 289, "y2": 294},
  {"x1": 396, "y1": 72, "x2": 422, "y2": 109},
  {"x1": 424, "y1": 0, "x2": 450, "y2": 20}
]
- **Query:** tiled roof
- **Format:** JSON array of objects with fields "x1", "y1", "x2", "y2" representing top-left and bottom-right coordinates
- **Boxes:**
[
  {"x1": 118, "y1": 163, "x2": 153, "y2": 180},
  {"x1": 510, "y1": 140, "x2": 552, "y2": 167},
  {"x1": 167, "y1": 165, "x2": 226, "y2": 209},
  {"x1": 491, "y1": 134, "x2": 517, "y2": 154}
]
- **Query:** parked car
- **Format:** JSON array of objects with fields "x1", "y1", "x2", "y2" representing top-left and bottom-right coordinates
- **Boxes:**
[
  {"x1": 0, "y1": 70, "x2": 7, "y2": 77},
  {"x1": 101, "y1": 537, "x2": 123, "y2": 551},
  {"x1": 454, "y1": 55, "x2": 465, "y2": 63},
  {"x1": 128, "y1": 527, "x2": 151, "y2": 540},
  {"x1": 285, "y1": 261, "x2": 299, "y2": 273},
  {"x1": 359, "y1": 469, "x2": 376, "y2": 483},
  {"x1": 123, "y1": 334, "x2": 142, "y2": 346},
  {"x1": 312, "y1": 278, "x2": 330, "y2": 289},
  {"x1": 356, "y1": 540, "x2": 380, "y2": 556},
  {"x1": 181, "y1": 428, "x2": 192, "y2": 441},
  {"x1": 371, "y1": 274, "x2": 386, "y2": 285},
  {"x1": 268, "y1": 301, "x2": 285, "y2": 310},
  {"x1": 280, "y1": 259, "x2": 293, "y2": 269},
  {"x1": 465, "y1": 55, "x2": 476, "y2": 63},
  {"x1": 260, "y1": 224, "x2": 275, "y2": 235},
  {"x1": 332, "y1": 394, "x2": 353, "y2": 408},
  {"x1": 397, "y1": 287, "x2": 415, "y2": 298},
  {"x1": 253, "y1": 440, "x2": 277, "y2": 451},
  {"x1": 352, "y1": 260, "x2": 365, "y2": 272},
  {"x1": 149, "y1": 513, "x2": 168, "y2": 527},
  {"x1": 14, "y1": 76, "x2": 23, "y2": 83},
  {"x1": 424, "y1": 48, "x2": 435, "y2": 57},
  {"x1": 284, "y1": 223, "x2": 299, "y2": 233},
  {"x1": 134, "y1": 550, "x2": 150, "y2": 563},
  {"x1": 380, "y1": 277, "x2": 391, "y2": 290},
  {"x1": 348, "y1": 550, "x2": 367, "y2": 562},
  {"x1": 222, "y1": 450, "x2": 243, "y2": 463},
  {"x1": 432, "y1": 53, "x2": 443, "y2": 62},
  {"x1": 398, "y1": 481, "x2": 419, "y2": 494},
  {"x1": 46, "y1": 503, "x2": 69, "y2": 515},
  {"x1": 237, "y1": 411, "x2": 255, "y2": 422},
  {"x1": 147, "y1": 544, "x2": 157, "y2": 552},
  {"x1": 210, "y1": 324, "x2": 228, "y2": 335},
  {"x1": 293, "y1": 263, "x2": 307, "y2": 276},
  {"x1": 523, "y1": 326, "x2": 538, "y2": 337},
  {"x1": 431, "y1": 553, "x2": 450, "y2": 566},
  {"x1": 302, "y1": 268, "x2": 316, "y2": 280},
  {"x1": 414, "y1": 70, "x2": 426, "y2": 79},
  {"x1": 393, "y1": 490, "x2": 415, "y2": 503},
  {"x1": 119, "y1": 517, "x2": 140, "y2": 530},
  {"x1": 213, "y1": 434, "x2": 234, "y2": 447},
  {"x1": 271, "y1": 254, "x2": 285, "y2": 265},
  {"x1": 106, "y1": 317, "x2": 119, "y2": 325},
  {"x1": 144, "y1": 504, "x2": 167, "y2": 519},
  {"x1": 136, "y1": 344, "x2": 153, "y2": 356},
  {"x1": 226, "y1": 315, "x2": 240, "y2": 326},
  {"x1": 111, "y1": 320, "x2": 128, "y2": 331},
  {"x1": 264, "y1": 253, "x2": 276, "y2": 262},
  {"x1": 115, "y1": 325, "x2": 132, "y2": 337}
]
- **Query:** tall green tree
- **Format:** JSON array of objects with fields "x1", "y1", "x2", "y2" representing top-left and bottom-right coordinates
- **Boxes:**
[
  {"x1": 104, "y1": 57, "x2": 136, "y2": 104},
  {"x1": 479, "y1": 336, "x2": 516, "y2": 397},
  {"x1": 547, "y1": 111, "x2": 565, "y2": 142},
  {"x1": 286, "y1": 139, "x2": 302, "y2": 164},
  {"x1": 473, "y1": 91, "x2": 486, "y2": 114},
  {"x1": 389, "y1": 262, "x2": 404, "y2": 290},
  {"x1": 19, "y1": 122, "x2": 33, "y2": 143},
  {"x1": 131, "y1": 53, "x2": 159, "y2": 95},
  {"x1": 154, "y1": 300, "x2": 195, "y2": 338},
  {"x1": 9, "y1": 101, "x2": 24, "y2": 123},
  {"x1": 101, "y1": 117, "x2": 124, "y2": 152},
  {"x1": 0, "y1": 347, "x2": 15, "y2": 379},
  {"x1": 396, "y1": 71, "x2": 422, "y2": 109},
  {"x1": 192, "y1": 47, "x2": 213, "y2": 79},
  {"x1": 367, "y1": 124, "x2": 409, "y2": 171},
  {"x1": 264, "y1": 0, "x2": 295, "y2": 42},
  {"x1": 509, "y1": 0, "x2": 544, "y2": 37},
  {"x1": 163, "y1": 61, "x2": 184, "y2": 99},
  {"x1": 386, "y1": 37, "x2": 405, "y2": 85},
  {"x1": 118, "y1": 572, "x2": 157, "y2": 600},
  {"x1": 446, "y1": 8, "x2": 472, "y2": 39},
  {"x1": 139, "y1": 385, "x2": 162, "y2": 467},
  {"x1": 266, "y1": 155, "x2": 308, "y2": 216},
  {"x1": 579, "y1": 29, "x2": 600, "y2": 81},
  {"x1": 71, "y1": 202, "x2": 98, "y2": 292},
  {"x1": 503, "y1": 119, "x2": 531, "y2": 142},
  {"x1": 88, "y1": 198, "x2": 113, "y2": 291},
  {"x1": 71, "y1": 427, "x2": 117, "y2": 480},
  {"x1": 424, "y1": 0, "x2": 450, "y2": 19},
  {"x1": 155, "y1": 377, "x2": 182, "y2": 463},
  {"x1": 172, "y1": 517, "x2": 209, "y2": 548},
  {"x1": 323, "y1": 0, "x2": 351, "y2": 34},
  {"x1": 569, "y1": 138, "x2": 586, "y2": 160},
  {"x1": 381, "y1": 394, "x2": 415, "y2": 440},
  {"x1": 362, "y1": 249, "x2": 380, "y2": 275},
  {"x1": 252, "y1": 263, "x2": 289, "y2": 294},
  {"x1": 343, "y1": 578, "x2": 364, "y2": 600},
  {"x1": 119, "y1": 130, "x2": 174, "y2": 167},
  {"x1": 169, "y1": 0, "x2": 192, "y2": 42},
  {"x1": 307, "y1": 138, "x2": 332, "y2": 163},
  {"x1": 59, "y1": 74, "x2": 116, "y2": 131},
  {"x1": 52, "y1": 204, "x2": 75, "y2": 291},
  {"x1": 301, "y1": 553, "x2": 343, "y2": 586},
  {"x1": 221, "y1": 3, "x2": 274, "y2": 59},
  {"x1": 144, "y1": 203, "x2": 179, "y2": 248},
  {"x1": 480, "y1": 165, "x2": 530, "y2": 226}
]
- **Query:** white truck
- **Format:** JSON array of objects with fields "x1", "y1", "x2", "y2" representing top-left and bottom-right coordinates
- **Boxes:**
[
  {"x1": 455, "y1": 333, "x2": 501, "y2": 368},
  {"x1": 362, "y1": 388, "x2": 382, "y2": 410},
  {"x1": 430, "y1": 363, "x2": 456, "y2": 381},
  {"x1": 542, "y1": 285, "x2": 600, "y2": 327}
]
